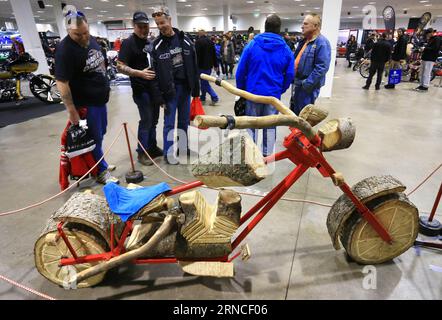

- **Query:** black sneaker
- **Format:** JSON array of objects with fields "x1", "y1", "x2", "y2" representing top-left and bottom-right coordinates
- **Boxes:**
[
  {"x1": 384, "y1": 84, "x2": 395, "y2": 89},
  {"x1": 375, "y1": 86, "x2": 380, "y2": 90},
  {"x1": 147, "y1": 146, "x2": 163, "y2": 159},
  {"x1": 415, "y1": 86, "x2": 428, "y2": 91},
  {"x1": 362, "y1": 85, "x2": 370, "y2": 90}
]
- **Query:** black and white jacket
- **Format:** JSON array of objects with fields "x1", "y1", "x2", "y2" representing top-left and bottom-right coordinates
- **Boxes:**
[{"x1": 151, "y1": 28, "x2": 200, "y2": 99}]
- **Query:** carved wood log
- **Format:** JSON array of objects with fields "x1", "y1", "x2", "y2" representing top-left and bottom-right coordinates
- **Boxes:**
[
  {"x1": 43, "y1": 192, "x2": 124, "y2": 247},
  {"x1": 318, "y1": 118, "x2": 356, "y2": 152},
  {"x1": 192, "y1": 133, "x2": 268, "y2": 187},
  {"x1": 299, "y1": 104, "x2": 329, "y2": 127},
  {"x1": 326, "y1": 175, "x2": 406, "y2": 250},
  {"x1": 70, "y1": 215, "x2": 177, "y2": 285},
  {"x1": 178, "y1": 261, "x2": 234, "y2": 277},
  {"x1": 175, "y1": 189, "x2": 241, "y2": 259}
]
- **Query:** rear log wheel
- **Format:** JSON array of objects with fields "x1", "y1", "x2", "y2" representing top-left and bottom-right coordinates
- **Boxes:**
[
  {"x1": 340, "y1": 193, "x2": 418, "y2": 265},
  {"x1": 29, "y1": 74, "x2": 61, "y2": 104},
  {"x1": 35, "y1": 223, "x2": 108, "y2": 288}
]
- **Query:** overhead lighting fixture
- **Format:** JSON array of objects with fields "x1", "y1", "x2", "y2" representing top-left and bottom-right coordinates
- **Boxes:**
[
  {"x1": 97, "y1": 14, "x2": 104, "y2": 17},
  {"x1": 100, "y1": 10, "x2": 108, "y2": 13},
  {"x1": 202, "y1": 8, "x2": 208, "y2": 10},
  {"x1": 177, "y1": 0, "x2": 187, "y2": 2},
  {"x1": 100, "y1": 0, "x2": 109, "y2": 2},
  {"x1": 352, "y1": 6, "x2": 359, "y2": 8},
  {"x1": 116, "y1": 4, "x2": 125, "y2": 7},
  {"x1": 419, "y1": 0, "x2": 429, "y2": 2},
  {"x1": 37, "y1": 11, "x2": 44, "y2": 13},
  {"x1": 424, "y1": 4, "x2": 432, "y2": 6},
  {"x1": 299, "y1": 4, "x2": 305, "y2": 6},
  {"x1": 45, "y1": 4, "x2": 53, "y2": 7},
  {"x1": 314, "y1": 7, "x2": 320, "y2": 10},
  {"x1": 84, "y1": 6, "x2": 93, "y2": 10},
  {"x1": 305, "y1": 10, "x2": 311, "y2": 12},
  {"x1": 185, "y1": 4, "x2": 192, "y2": 7},
  {"x1": 368, "y1": 1, "x2": 376, "y2": 4},
  {"x1": 247, "y1": 1, "x2": 255, "y2": 3}
]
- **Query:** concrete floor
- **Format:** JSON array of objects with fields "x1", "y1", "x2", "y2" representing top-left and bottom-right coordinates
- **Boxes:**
[{"x1": 0, "y1": 60, "x2": 441, "y2": 300}]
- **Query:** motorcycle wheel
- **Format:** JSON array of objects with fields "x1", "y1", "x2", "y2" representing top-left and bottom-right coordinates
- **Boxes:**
[{"x1": 30, "y1": 74, "x2": 61, "y2": 104}]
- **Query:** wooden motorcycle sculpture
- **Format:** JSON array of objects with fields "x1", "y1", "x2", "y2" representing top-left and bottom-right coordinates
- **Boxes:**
[
  {"x1": 0, "y1": 53, "x2": 60, "y2": 103},
  {"x1": 34, "y1": 75, "x2": 418, "y2": 288}
]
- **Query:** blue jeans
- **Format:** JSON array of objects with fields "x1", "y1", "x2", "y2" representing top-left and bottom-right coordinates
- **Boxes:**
[
  {"x1": 290, "y1": 85, "x2": 320, "y2": 115},
  {"x1": 199, "y1": 69, "x2": 219, "y2": 102},
  {"x1": 245, "y1": 101, "x2": 278, "y2": 156},
  {"x1": 86, "y1": 105, "x2": 108, "y2": 174},
  {"x1": 163, "y1": 83, "x2": 191, "y2": 157},
  {"x1": 133, "y1": 92, "x2": 160, "y2": 154}
]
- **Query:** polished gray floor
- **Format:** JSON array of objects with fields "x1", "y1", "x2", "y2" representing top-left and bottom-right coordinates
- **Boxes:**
[{"x1": 0, "y1": 60, "x2": 441, "y2": 300}]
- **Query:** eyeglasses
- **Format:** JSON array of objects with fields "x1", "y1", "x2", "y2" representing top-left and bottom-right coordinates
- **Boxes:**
[
  {"x1": 152, "y1": 12, "x2": 168, "y2": 18},
  {"x1": 64, "y1": 10, "x2": 85, "y2": 18}
]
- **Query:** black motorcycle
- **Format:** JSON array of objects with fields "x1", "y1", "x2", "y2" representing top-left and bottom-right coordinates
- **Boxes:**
[{"x1": 0, "y1": 53, "x2": 60, "y2": 103}]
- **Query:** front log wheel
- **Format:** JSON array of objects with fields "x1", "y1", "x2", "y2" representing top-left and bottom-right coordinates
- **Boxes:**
[
  {"x1": 35, "y1": 224, "x2": 108, "y2": 288},
  {"x1": 340, "y1": 193, "x2": 418, "y2": 264}
]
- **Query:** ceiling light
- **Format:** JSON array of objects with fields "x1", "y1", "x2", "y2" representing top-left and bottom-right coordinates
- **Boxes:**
[
  {"x1": 108, "y1": 17, "x2": 115, "y2": 19},
  {"x1": 352, "y1": 6, "x2": 359, "y2": 8},
  {"x1": 45, "y1": 4, "x2": 53, "y2": 7},
  {"x1": 178, "y1": 0, "x2": 187, "y2": 2},
  {"x1": 299, "y1": 4, "x2": 305, "y2": 6},
  {"x1": 100, "y1": 0, "x2": 109, "y2": 2},
  {"x1": 305, "y1": 10, "x2": 311, "y2": 12},
  {"x1": 424, "y1": 4, "x2": 432, "y2": 6},
  {"x1": 419, "y1": 0, "x2": 429, "y2": 2},
  {"x1": 97, "y1": 14, "x2": 104, "y2": 17},
  {"x1": 84, "y1": 7, "x2": 93, "y2": 10},
  {"x1": 100, "y1": 10, "x2": 108, "y2": 13},
  {"x1": 247, "y1": 1, "x2": 255, "y2": 3},
  {"x1": 37, "y1": 11, "x2": 44, "y2": 13},
  {"x1": 202, "y1": 8, "x2": 208, "y2": 10},
  {"x1": 116, "y1": 4, "x2": 125, "y2": 7},
  {"x1": 314, "y1": 7, "x2": 320, "y2": 9},
  {"x1": 185, "y1": 4, "x2": 192, "y2": 7},
  {"x1": 368, "y1": 1, "x2": 376, "y2": 4}
]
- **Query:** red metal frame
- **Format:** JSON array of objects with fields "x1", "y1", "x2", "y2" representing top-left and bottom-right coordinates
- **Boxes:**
[{"x1": 58, "y1": 127, "x2": 393, "y2": 267}]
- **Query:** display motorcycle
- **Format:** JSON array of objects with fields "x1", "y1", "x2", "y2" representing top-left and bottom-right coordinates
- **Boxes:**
[{"x1": 0, "y1": 53, "x2": 60, "y2": 103}]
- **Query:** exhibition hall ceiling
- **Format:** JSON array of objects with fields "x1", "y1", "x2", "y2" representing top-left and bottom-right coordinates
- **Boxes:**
[{"x1": 0, "y1": 0, "x2": 441, "y2": 24}]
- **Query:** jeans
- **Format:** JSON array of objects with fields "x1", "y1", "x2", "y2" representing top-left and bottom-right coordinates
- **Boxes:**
[
  {"x1": 199, "y1": 69, "x2": 219, "y2": 102},
  {"x1": 290, "y1": 85, "x2": 320, "y2": 115},
  {"x1": 245, "y1": 101, "x2": 278, "y2": 156},
  {"x1": 133, "y1": 92, "x2": 160, "y2": 154},
  {"x1": 163, "y1": 83, "x2": 191, "y2": 158},
  {"x1": 86, "y1": 105, "x2": 108, "y2": 174},
  {"x1": 420, "y1": 60, "x2": 435, "y2": 88}
]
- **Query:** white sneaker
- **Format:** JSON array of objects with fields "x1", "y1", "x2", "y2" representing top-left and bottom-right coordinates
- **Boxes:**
[{"x1": 96, "y1": 170, "x2": 120, "y2": 185}]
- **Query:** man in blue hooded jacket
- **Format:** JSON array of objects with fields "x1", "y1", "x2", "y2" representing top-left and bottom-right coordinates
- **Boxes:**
[
  {"x1": 236, "y1": 14, "x2": 294, "y2": 157},
  {"x1": 291, "y1": 13, "x2": 331, "y2": 115}
]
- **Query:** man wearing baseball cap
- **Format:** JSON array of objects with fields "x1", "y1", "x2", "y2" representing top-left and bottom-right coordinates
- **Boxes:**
[{"x1": 117, "y1": 11, "x2": 165, "y2": 166}]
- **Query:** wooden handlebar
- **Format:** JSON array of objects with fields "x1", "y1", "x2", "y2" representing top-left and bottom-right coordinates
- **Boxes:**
[
  {"x1": 198, "y1": 74, "x2": 317, "y2": 140},
  {"x1": 194, "y1": 115, "x2": 317, "y2": 141}
]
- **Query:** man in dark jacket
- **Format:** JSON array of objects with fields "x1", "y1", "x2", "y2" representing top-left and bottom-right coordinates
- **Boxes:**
[
  {"x1": 236, "y1": 14, "x2": 294, "y2": 156},
  {"x1": 117, "y1": 11, "x2": 165, "y2": 166},
  {"x1": 416, "y1": 29, "x2": 441, "y2": 92},
  {"x1": 385, "y1": 28, "x2": 408, "y2": 89},
  {"x1": 362, "y1": 33, "x2": 392, "y2": 90},
  {"x1": 151, "y1": 6, "x2": 200, "y2": 165},
  {"x1": 195, "y1": 29, "x2": 219, "y2": 106}
]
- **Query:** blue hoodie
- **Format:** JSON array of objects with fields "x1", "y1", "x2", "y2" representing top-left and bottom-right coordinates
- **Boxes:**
[{"x1": 236, "y1": 32, "x2": 294, "y2": 99}]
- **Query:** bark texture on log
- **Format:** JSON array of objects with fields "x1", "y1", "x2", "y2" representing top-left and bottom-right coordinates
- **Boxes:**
[
  {"x1": 340, "y1": 192, "x2": 418, "y2": 264},
  {"x1": 299, "y1": 104, "x2": 329, "y2": 127},
  {"x1": 318, "y1": 118, "x2": 356, "y2": 152},
  {"x1": 326, "y1": 175, "x2": 406, "y2": 250},
  {"x1": 192, "y1": 133, "x2": 268, "y2": 187},
  {"x1": 43, "y1": 192, "x2": 123, "y2": 247}
]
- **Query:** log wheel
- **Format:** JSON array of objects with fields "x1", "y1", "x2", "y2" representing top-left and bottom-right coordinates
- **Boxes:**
[
  {"x1": 340, "y1": 193, "x2": 418, "y2": 264},
  {"x1": 35, "y1": 223, "x2": 108, "y2": 288}
]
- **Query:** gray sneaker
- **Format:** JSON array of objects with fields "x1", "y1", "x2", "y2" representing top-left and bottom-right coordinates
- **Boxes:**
[
  {"x1": 137, "y1": 153, "x2": 153, "y2": 166},
  {"x1": 96, "y1": 170, "x2": 119, "y2": 185}
]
